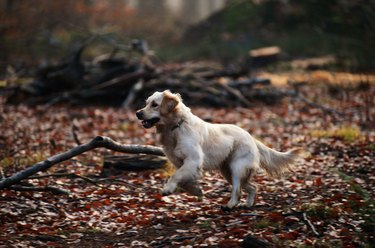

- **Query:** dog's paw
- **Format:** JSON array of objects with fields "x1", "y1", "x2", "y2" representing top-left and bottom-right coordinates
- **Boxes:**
[
  {"x1": 220, "y1": 205, "x2": 234, "y2": 212},
  {"x1": 161, "y1": 190, "x2": 172, "y2": 196},
  {"x1": 178, "y1": 183, "x2": 203, "y2": 197},
  {"x1": 162, "y1": 182, "x2": 177, "y2": 196}
]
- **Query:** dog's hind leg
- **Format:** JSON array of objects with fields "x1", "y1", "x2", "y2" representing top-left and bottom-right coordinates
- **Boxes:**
[
  {"x1": 222, "y1": 157, "x2": 253, "y2": 210},
  {"x1": 240, "y1": 167, "x2": 257, "y2": 208},
  {"x1": 242, "y1": 181, "x2": 257, "y2": 208},
  {"x1": 226, "y1": 173, "x2": 242, "y2": 209},
  {"x1": 220, "y1": 163, "x2": 239, "y2": 211}
]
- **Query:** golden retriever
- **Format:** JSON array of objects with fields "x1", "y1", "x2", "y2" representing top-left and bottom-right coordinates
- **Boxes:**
[{"x1": 136, "y1": 90, "x2": 302, "y2": 210}]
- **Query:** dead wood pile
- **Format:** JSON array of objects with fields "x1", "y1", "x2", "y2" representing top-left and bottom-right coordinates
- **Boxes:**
[{"x1": 3, "y1": 39, "x2": 287, "y2": 108}]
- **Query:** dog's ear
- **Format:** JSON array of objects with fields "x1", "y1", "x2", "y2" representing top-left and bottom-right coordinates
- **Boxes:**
[{"x1": 161, "y1": 90, "x2": 179, "y2": 115}]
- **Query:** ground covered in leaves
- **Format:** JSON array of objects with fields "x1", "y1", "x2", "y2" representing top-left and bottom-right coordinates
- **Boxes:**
[{"x1": 0, "y1": 72, "x2": 374, "y2": 247}]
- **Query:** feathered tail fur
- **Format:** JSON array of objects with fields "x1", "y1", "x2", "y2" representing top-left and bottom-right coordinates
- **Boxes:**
[{"x1": 255, "y1": 140, "x2": 303, "y2": 178}]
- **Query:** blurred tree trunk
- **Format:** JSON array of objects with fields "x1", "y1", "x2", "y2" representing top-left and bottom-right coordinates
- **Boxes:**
[
  {"x1": 180, "y1": 0, "x2": 226, "y2": 25},
  {"x1": 137, "y1": 0, "x2": 167, "y2": 18}
]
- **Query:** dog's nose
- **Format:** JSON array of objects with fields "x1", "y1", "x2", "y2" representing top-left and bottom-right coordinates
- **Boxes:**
[{"x1": 136, "y1": 110, "x2": 143, "y2": 119}]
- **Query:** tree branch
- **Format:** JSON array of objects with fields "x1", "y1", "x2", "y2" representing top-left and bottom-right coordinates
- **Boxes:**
[{"x1": 0, "y1": 136, "x2": 164, "y2": 190}]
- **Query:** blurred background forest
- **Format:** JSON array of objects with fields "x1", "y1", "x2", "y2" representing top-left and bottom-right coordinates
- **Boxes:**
[{"x1": 1, "y1": 0, "x2": 375, "y2": 74}]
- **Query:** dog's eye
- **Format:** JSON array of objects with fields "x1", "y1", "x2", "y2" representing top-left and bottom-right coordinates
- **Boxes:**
[{"x1": 151, "y1": 102, "x2": 158, "y2": 108}]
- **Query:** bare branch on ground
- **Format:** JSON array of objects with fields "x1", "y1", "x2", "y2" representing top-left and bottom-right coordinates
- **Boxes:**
[{"x1": 0, "y1": 136, "x2": 164, "y2": 190}]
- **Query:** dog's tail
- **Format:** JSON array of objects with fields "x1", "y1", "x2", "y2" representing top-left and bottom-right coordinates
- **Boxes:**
[{"x1": 255, "y1": 139, "x2": 303, "y2": 178}]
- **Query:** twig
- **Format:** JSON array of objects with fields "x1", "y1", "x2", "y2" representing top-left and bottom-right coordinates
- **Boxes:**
[
  {"x1": 215, "y1": 81, "x2": 251, "y2": 107},
  {"x1": 295, "y1": 94, "x2": 343, "y2": 116},
  {"x1": 97, "y1": 178, "x2": 139, "y2": 189},
  {"x1": 289, "y1": 210, "x2": 320, "y2": 237},
  {"x1": 288, "y1": 82, "x2": 343, "y2": 116},
  {"x1": 9, "y1": 185, "x2": 70, "y2": 195},
  {"x1": 0, "y1": 136, "x2": 164, "y2": 189},
  {"x1": 29, "y1": 172, "x2": 106, "y2": 188},
  {"x1": 240, "y1": 213, "x2": 259, "y2": 217},
  {"x1": 71, "y1": 119, "x2": 81, "y2": 145},
  {"x1": 225, "y1": 220, "x2": 243, "y2": 227},
  {"x1": 302, "y1": 212, "x2": 320, "y2": 237}
]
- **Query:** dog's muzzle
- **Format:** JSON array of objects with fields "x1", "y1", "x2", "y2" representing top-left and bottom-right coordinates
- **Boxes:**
[
  {"x1": 136, "y1": 110, "x2": 160, "y2": 129},
  {"x1": 141, "y1": 118, "x2": 160, "y2": 128},
  {"x1": 136, "y1": 110, "x2": 144, "y2": 119}
]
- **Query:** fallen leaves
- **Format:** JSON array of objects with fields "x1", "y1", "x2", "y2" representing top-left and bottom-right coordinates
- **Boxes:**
[{"x1": 1, "y1": 77, "x2": 375, "y2": 247}]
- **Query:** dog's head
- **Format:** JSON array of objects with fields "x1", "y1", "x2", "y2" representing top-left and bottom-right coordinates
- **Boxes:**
[{"x1": 136, "y1": 90, "x2": 181, "y2": 128}]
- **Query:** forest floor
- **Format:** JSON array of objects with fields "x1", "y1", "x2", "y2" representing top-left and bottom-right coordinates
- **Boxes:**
[{"x1": 0, "y1": 70, "x2": 374, "y2": 247}]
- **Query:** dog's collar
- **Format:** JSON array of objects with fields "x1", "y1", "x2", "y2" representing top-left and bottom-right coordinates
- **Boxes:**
[{"x1": 171, "y1": 119, "x2": 185, "y2": 131}]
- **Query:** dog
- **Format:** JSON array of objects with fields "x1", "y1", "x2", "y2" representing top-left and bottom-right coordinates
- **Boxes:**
[{"x1": 136, "y1": 90, "x2": 302, "y2": 210}]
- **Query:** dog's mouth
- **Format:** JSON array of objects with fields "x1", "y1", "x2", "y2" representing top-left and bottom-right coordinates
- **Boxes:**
[{"x1": 141, "y1": 117, "x2": 160, "y2": 128}]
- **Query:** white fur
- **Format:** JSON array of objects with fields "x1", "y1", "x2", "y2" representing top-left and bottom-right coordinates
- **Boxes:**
[{"x1": 137, "y1": 90, "x2": 302, "y2": 209}]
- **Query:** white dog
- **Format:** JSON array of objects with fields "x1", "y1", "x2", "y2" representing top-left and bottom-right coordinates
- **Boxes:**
[{"x1": 136, "y1": 90, "x2": 302, "y2": 210}]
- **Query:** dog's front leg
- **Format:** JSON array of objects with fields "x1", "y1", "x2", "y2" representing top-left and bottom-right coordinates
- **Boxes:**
[
  {"x1": 162, "y1": 177, "x2": 179, "y2": 195},
  {"x1": 162, "y1": 151, "x2": 202, "y2": 196}
]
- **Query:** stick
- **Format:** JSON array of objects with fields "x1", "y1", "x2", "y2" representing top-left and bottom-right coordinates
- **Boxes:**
[
  {"x1": 289, "y1": 210, "x2": 320, "y2": 237},
  {"x1": 295, "y1": 94, "x2": 343, "y2": 116},
  {"x1": 9, "y1": 185, "x2": 70, "y2": 195},
  {"x1": 97, "y1": 178, "x2": 138, "y2": 189},
  {"x1": 216, "y1": 81, "x2": 251, "y2": 107},
  {"x1": 225, "y1": 220, "x2": 243, "y2": 227},
  {"x1": 302, "y1": 212, "x2": 320, "y2": 237},
  {"x1": 71, "y1": 119, "x2": 81, "y2": 145},
  {"x1": 29, "y1": 172, "x2": 106, "y2": 188},
  {"x1": 0, "y1": 136, "x2": 164, "y2": 189},
  {"x1": 288, "y1": 82, "x2": 343, "y2": 116}
]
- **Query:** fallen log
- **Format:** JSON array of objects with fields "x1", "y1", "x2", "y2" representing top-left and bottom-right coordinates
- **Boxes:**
[
  {"x1": 102, "y1": 154, "x2": 167, "y2": 175},
  {"x1": 0, "y1": 136, "x2": 164, "y2": 190},
  {"x1": 249, "y1": 46, "x2": 281, "y2": 68}
]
